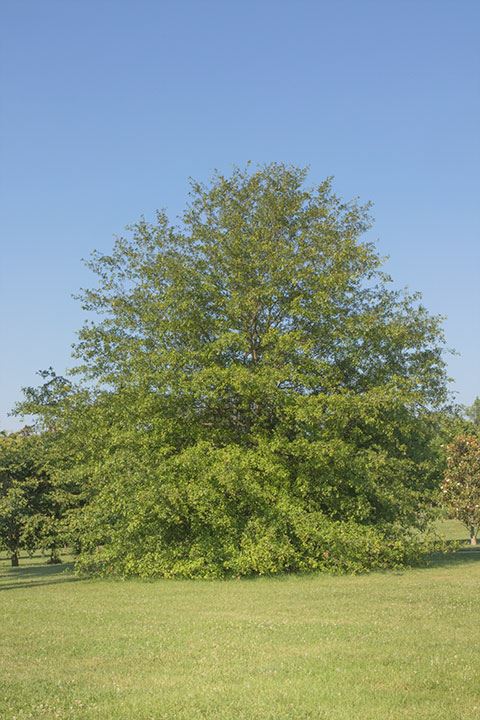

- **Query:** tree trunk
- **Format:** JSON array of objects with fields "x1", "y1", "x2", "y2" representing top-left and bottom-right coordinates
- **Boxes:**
[
  {"x1": 48, "y1": 550, "x2": 62, "y2": 564},
  {"x1": 11, "y1": 551, "x2": 19, "y2": 567},
  {"x1": 469, "y1": 527, "x2": 477, "y2": 546}
]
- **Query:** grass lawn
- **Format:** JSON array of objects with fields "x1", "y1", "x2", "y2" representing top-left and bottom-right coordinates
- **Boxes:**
[{"x1": 1, "y1": 521, "x2": 479, "y2": 720}]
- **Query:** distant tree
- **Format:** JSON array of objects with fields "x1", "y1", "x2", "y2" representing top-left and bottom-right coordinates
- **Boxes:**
[
  {"x1": 0, "y1": 428, "x2": 70, "y2": 565},
  {"x1": 466, "y1": 397, "x2": 480, "y2": 428},
  {"x1": 15, "y1": 371, "x2": 85, "y2": 561},
  {"x1": 18, "y1": 164, "x2": 451, "y2": 577},
  {"x1": 442, "y1": 435, "x2": 480, "y2": 545},
  {"x1": 0, "y1": 430, "x2": 46, "y2": 566}
]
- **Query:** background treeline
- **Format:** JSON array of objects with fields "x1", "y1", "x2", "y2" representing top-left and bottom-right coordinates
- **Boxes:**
[
  {"x1": 4, "y1": 164, "x2": 479, "y2": 575},
  {"x1": 0, "y1": 427, "x2": 78, "y2": 566}
]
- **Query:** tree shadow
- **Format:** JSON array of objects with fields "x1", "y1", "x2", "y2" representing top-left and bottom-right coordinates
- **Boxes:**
[
  {"x1": 426, "y1": 545, "x2": 480, "y2": 569},
  {"x1": 0, "y1": 562, "x2": 86, "y2": 591},
  {"x1": 0, "y1": 576, "x2": 85, "y2": 591}
]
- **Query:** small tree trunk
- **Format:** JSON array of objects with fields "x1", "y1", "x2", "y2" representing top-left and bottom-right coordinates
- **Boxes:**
[
  {"x1": 48, "y1": 549, "x2": 62, "y2": 564},
  {"x1": 11, "y1": 551, "x2": 19, "y2": 567},
  {"x1": 469, "y1": 527, "x2": 477, "y2": 546}
]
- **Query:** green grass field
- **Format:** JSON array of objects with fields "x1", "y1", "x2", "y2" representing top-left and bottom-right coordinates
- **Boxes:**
[{"x1": 1, "y1": 521, "x2": 479, "y2": 720}]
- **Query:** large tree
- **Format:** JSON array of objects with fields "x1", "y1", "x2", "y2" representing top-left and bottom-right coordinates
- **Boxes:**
[{"x1": 21, "y1": 164, "x2": 450, "y2": 576}]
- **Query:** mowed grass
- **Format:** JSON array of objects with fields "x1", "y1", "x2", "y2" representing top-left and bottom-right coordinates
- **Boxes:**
[{"x1": 1, "y1": 521, "x2": 479, "y2": 720}]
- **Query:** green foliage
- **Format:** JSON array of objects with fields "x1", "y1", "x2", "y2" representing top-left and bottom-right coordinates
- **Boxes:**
[
  {"x1": 19, "y1": 164, "x2": 450, "y2": 576},
  {"x1": 0, "y1": 430, "x2": 54, "y2": 564},
  {"x1": 442, "y1": 435, "x2": 480, "y2": 543},
  {"x1": 72, "y1": 431, "x2": 445, "y2": 579},
  {"x1": 465, "y1": 396, "x2": 480, "y2": 428}
]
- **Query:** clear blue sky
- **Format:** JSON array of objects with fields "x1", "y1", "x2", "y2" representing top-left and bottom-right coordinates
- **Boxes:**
[{"x1": 1, "y1": 0, "x2": 479, "y2": 430}]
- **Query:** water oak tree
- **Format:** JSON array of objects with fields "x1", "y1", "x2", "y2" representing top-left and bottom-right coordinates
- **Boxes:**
[{"x1": 25, "y1": 165, "x2": 449, "y2": 576}]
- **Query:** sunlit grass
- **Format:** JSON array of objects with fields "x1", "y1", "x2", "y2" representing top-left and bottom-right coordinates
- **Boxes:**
[
  {"x1": 433, "y1": 517, "x2": 469, "y2": 542},
  {"x1": 1, "y1": 521, "x2": 478, "y2": 719}
]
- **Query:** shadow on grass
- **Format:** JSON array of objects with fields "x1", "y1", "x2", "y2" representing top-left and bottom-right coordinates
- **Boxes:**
[
  {"x1": 426, "y1": 545, "x2": 480, "y2": 569},
  {"x1": 1, "y1": 547, "x2": 479, "y2": 589},
  {"x1": 0, "y1": 562, "x2": 85, "y2": 591}
]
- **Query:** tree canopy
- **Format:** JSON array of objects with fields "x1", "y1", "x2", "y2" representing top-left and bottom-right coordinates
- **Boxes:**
[
  {"x1": 466, "y1": 397, "x2": 480, "y2": 428},
  {"x1": 442, "y1": 435, "x2": 480, "y2": 545},
  {"x1": 0, "y1": 429, "x2": 64, "y2": 566},
  {"x1": 20, "y1": 164, "x2": 450, "y2": 577}
]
